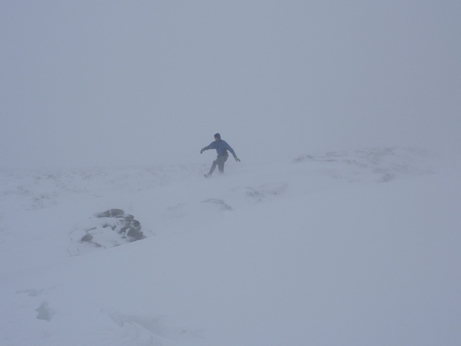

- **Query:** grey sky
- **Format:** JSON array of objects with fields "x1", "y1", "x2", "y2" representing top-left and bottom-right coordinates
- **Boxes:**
[{"x1": 1, "y1": 1, "x2": 460, "y2": 167}]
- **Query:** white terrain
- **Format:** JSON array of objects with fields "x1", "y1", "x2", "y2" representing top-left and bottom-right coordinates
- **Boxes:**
[{"x1": 1, "y1": 147, "x2": 460, "y2": 345}]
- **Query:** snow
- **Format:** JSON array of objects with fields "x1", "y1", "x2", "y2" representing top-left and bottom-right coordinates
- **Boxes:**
[{"x1": 1, "y1": 148, "x2": 460, "y2": 345}]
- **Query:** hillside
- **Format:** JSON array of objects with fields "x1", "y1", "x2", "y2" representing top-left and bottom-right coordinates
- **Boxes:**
[{"x1": 1, "y1": 148, "x2": 460, "y2": 345}]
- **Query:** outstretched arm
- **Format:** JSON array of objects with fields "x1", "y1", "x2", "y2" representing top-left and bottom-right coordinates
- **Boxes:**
[
  {"x1": 201, "y1": 141, "x2": 216, "y2": 153},
  {"x1": 224, "y1": 142, "x2": 237, "y2": 157},
  {"x1": 223, "y1": 141, "x2": 240, "y2": 161}
]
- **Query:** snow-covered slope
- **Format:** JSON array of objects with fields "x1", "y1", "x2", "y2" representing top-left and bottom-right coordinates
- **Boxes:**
[{"x1": 1, "y1": 148, "x2": 460, "y2": 345}]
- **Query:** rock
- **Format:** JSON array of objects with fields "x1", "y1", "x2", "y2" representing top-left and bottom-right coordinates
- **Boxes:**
[
  {"x1": 95, "y1": 209, "x2": 125, "y2": 218},
  {"x1": 126, "y1": 227, "x2": 144, "y2": 241},
  {"x1": 70, "y1": 209, "x2": 145, "y2": 256},
  {"x1": 91, "y1": 209, "x2": 144, "y2": 242},
  {"x1": 81, "y1": 233, "x2": 93, "y2": 242}
]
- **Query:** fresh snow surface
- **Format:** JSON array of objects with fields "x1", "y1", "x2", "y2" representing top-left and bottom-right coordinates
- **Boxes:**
[{"x1": 1, "y1": 148, "x2": 460, "y2": 346}]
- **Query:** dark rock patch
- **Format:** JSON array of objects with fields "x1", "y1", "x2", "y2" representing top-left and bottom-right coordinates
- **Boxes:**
[
  {"x1": 93, "y1": 209, "x2": 144, "y2": 241},
  {"x1": 69, "y1": 209, "x2": 146, "y2": 255}
]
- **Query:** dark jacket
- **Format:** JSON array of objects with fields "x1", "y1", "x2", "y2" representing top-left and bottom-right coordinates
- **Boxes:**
[{"x1": 202, "y1": 134, "x2": 237, "y2": 157}]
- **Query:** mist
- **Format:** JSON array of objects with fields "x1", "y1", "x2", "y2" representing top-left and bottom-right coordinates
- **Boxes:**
[{"x1": 1, "y1": 1, "x2": 460, "y2": 168}]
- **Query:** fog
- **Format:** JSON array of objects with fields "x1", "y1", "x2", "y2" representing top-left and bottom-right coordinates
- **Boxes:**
[{"x1": 1, "y1": 1, "x2": 460, "y2": 168}]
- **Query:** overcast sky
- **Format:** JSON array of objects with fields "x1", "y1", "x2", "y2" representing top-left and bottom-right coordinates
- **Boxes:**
[{"x1": 1, "y1": 1, "x2": 460, "y2": 168}]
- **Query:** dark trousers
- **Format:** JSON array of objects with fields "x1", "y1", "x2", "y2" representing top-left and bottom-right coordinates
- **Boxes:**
[{"x1": 209, "y1": 154, "x2": 228, "y2": 175}]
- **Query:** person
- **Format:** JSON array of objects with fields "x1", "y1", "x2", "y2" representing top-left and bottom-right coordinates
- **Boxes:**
[{"x1": 201, "y1": 133, "x2": 240, "y2": 177}]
